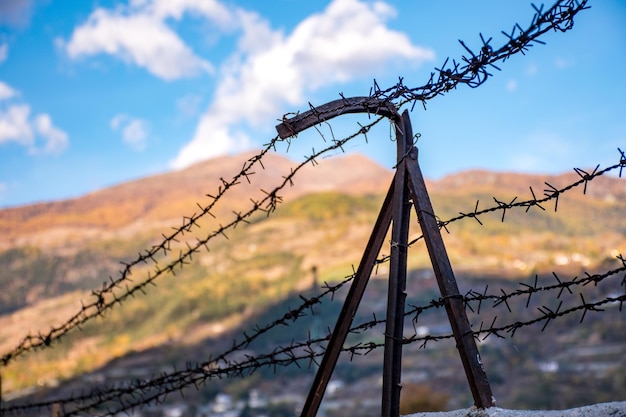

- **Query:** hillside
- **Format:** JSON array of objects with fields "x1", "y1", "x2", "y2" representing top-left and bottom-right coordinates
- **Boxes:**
[
  {"x1": 2, "y1": 152, "x2": 624, "y2": 317},
  {"x1": 0, "y1": 151, "x2": 625, "y2": 414}
]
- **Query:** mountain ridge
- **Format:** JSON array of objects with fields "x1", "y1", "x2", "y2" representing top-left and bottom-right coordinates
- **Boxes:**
[
  {"x1": 0, "y1": 151, "x2": 393, "y2": 247},
  {"x1": 3, "y1": 151, "x2": 625, "y2": 247}
]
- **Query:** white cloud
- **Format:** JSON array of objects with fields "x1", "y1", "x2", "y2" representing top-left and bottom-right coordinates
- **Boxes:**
[
  {"x1": 133, "y1": 0, "x2": 233, "y2": 25},
  {"x1": 0, "y1": 104, "x2": 32, "y2": 146},
  {"x1": 0, "y1": 102, "x2": 68, "y2": 154},
  {"x1": 34, "y1": 114, "x2": 69, "y2": 153},
  {"x1": 1, "y1": 50, "x2": 68, "y2": 153},
  {"x1": 235, "y1": 9, "x2": 282, "y2": 55},
  {"x1": 0, "y1": 81, "x2": 18, "y2": 101},
  {"x1": 61, "y1": 0, "x2": 434, "y2": 167},
  {"x1": 0, "y1": 44, "x2": 17, "y2": 101},
  {"x1": 170, "y1": 0, "x2": 435, "y2": 169},
  {"x1": 111, "y1": 113, "x2": 149, "y2": 151},
  {"x1": 60, "y1": 0, "x2": 233, "y2": 80},
  {"x1": 176, "y1": 93, "x2": 203, "y2": 118}
]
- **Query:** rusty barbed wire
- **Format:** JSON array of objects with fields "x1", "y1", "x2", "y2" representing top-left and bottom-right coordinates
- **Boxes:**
[
  {"x1": 3, "y1": 149, "x2": 625, "y2": 415},
  {"x1": 396, "y1": 149, "x2": 626, "y2": 261},
  {"x1": 274, "y1": 0, "x2": 590, "y2": 128},
  {"x1": 352, "y1": 255, "x2": 626, "y2": 339},
  {"x1": 0, "y1": 276, "x2": 352, "y2": 416},
  {"x1": 373, "y1": 0, "x2": 590, "y2": 108},
  {"x1": 440, "y1": 156, "x2": 625, "y2": 224},
  {"x1": 2, "y1": 150, "x2": 623, "y2": 415},
  {"x1": 0, "y1": 139, "x2": 276, "y2": 366}
]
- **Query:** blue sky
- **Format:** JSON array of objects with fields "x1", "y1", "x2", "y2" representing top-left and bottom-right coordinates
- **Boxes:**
[{"x1": 0, "y1": 0, "x2": 624, "y2": 208}]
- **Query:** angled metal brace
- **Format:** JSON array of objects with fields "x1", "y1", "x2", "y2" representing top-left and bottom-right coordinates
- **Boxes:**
[{"x1": 401, "y1": 112, "x2": 493, "y2": 408}]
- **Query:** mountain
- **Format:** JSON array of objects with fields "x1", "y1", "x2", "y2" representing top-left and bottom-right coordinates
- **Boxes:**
[
  {"x1": 0, "y1": 151, "x2": 625, "y2": 408},
  {"x1": 5, "y1": 151, "x2": 624, "y2": 249}
]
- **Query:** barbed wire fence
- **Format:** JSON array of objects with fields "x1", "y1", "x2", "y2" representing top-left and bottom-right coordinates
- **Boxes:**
[{"x1": 2, "y1": 0, "x2": 624, "y2": 415}]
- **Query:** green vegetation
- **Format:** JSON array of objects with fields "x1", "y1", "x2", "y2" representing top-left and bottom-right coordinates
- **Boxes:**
[
  {"x1": 274, "y1": 191, "x2": 381, "y2": 222},
  {"x1": 0, "y1": 246, "x2": 111, "y2": 314}
]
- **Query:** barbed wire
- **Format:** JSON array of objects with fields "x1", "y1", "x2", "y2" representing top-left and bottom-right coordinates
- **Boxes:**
[
  {"x1": 373, "y1": 0, "x2": 590, "y2": 108},
  {"x1": 440, "y1": 159, "x2": 624, "y2": 221},
  {"x1": 0, "y1": 276, "x2": 352, "y2": 415},
  {"x1": 2, "y1": 134, "x2": 624, "y2": 415},
  {"x1": 2, "y1": 134, "x2": 621, "y2": 373},
  {"x1": 0, "y1": 141, "x2": 275, "y2": 366},
  {"x1": 274, "y1": 0, "x2": 590, "y2": 128},
  {"x1": 397, "y1": 150, "x2": 626, "y2": 263}
]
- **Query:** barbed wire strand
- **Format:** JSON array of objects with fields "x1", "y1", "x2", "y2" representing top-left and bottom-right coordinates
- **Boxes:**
[
  {"x1": 2, "y1": 149, "x2": 623, "y2": 415},
  {"x1": 0, "y1": 115, "x2": 386, "y2": 369},
  {"x1": 4, "y1": 150, "x2": 624, "y2": 414}
]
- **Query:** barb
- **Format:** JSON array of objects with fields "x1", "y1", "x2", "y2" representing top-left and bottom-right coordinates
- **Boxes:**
[
  {"x1": 421, "y1": 154, "x2": 626, "y2": 246},
  {"x1": 2, "y1": 151, "x2": 622, "y2": 415},
  {"x1": 277, "y1": 1, "x2": 589, "y2": 139}
]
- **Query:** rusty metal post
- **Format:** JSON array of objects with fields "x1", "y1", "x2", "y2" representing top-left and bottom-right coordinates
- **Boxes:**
[
  {"x1": 381, "y1": 113, "x2": 411, "y2": 417},
  {"x1": 402, "y1": 111, "x2": 494, "y2": 408},
  {"x1": 298, "y1": 180, "x2": 395, "y2": 417}
]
